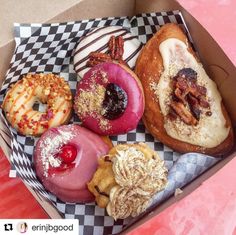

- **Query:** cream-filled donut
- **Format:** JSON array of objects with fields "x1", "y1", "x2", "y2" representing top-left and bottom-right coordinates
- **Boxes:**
[
  {"x1": 34, "y1": 124, "x2": 111, "y2": 203},
  {"x1": 74, "y1": 26, "x2": 142, "y2": 79},
  {"x1": 74, "y1": 62, "x2": 145, "y2": 135}
]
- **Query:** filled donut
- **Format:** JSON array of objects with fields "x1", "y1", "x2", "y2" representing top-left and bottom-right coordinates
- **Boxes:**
[
  {"x1": 74, "y1": 62, "x2": 145, "y2": 135},
  {"x1": 34, "y1": 124, "x2": 111, "y2": 203},
  {"x1": 74, "y1": 25, "x2": 142, "y2": 79},
  {"x1": 2, "y1": 73, "x2": 72, "y2": 136},
  {"x1": 135, "y1": 23, "x2": 234, "y2": 155}
]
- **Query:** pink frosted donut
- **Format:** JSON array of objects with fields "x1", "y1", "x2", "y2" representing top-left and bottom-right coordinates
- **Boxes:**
[
  {"x1": 34, "y1": 124, "x2": 110, "y2": 203},
  {"x1": 74, "y1": 62, "x2": 145, "y2": 135}
]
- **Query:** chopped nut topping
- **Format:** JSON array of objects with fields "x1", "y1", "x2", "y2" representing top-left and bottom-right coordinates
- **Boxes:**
[{"x1": 87, "y1": 35, "x2": 127, "y2": 68}]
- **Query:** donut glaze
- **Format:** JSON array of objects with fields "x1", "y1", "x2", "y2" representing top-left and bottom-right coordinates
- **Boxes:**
[
  {"x1": 2, "y1": 73, "x2": 72, "y2": 136},
  {"x1": 74, "y1": 26, "x2": 142, "y2": 79},
  {"x1": 34, "y1": 124, "x2": 110, "y2": 203},
  {"x1": 74, "y1": 62, "x2": 145, "y2": 135}
]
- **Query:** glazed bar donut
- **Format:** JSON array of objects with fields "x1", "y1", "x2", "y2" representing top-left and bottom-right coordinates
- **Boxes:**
[
  {"x1": 74, "y1": 25, "x2": 142, "y2": 79},
  {"x1": 135, "y1": 23, "x2": 234, "y2": 156},
  {"x1": 2, "y1": 73, "x2": 72, "y2": 136}
]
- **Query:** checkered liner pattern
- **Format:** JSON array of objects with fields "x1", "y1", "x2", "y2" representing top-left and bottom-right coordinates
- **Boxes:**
[{"x1": 0, "y1": 11, "x2": 220, "y2": 235}]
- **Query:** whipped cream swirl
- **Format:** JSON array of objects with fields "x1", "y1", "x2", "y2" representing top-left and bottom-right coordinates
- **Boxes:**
[
  {"x1": 107, "y1": 145, "x2": 168, "y2": 220},
  {"x1": 106, "y1": 186, "x2": 151, "y2": 220}
]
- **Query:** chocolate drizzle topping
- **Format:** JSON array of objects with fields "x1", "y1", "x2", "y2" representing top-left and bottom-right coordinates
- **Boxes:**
[{"x1": 75, "y1": 28, "x2": 125, "y2": 55}]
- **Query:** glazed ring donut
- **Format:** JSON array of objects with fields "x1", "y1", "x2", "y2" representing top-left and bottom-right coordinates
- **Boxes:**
[
  {"x1": 73, "y1": 25, "x2": 142, "y2": 79},
  {"x1": 34, "y1": 124, "x2": 111, "y2": 203},
  {"x1": 2, "y1": 73, "x2": 72, "y2": 136},
  {"x1": 74, "y1": 62, "x2": 145, "y2": 135}
]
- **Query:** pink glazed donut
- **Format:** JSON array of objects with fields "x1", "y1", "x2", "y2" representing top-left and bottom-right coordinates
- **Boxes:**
[
  {"x1": 34, "y1": 124, "x2": 110, "y2": 203},
  {"x1": 74, "y1": 62, "x2": 145, "y2": 135}
]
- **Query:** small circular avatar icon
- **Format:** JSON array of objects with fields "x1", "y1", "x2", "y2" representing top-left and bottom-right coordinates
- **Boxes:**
[{"x1": 17, "y1": 222, "x2": 28, "y2": 233}]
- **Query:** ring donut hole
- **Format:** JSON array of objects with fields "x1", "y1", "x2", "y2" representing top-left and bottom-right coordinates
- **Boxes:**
[{"x1": 32, "y1": 99, "x2": 47, "y2": 112}]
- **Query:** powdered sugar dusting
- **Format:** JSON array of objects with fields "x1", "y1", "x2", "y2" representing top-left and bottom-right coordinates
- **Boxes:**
[{"x1": 39, "y1": 128, "x2": 75, "y2": 177}]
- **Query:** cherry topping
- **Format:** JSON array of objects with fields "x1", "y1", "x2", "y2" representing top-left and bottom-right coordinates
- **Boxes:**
[
  {"x1": 57, "y1": 144, "x2": 77, "y2": 163},
  {"x1": 102, "y1": 83, "x2": 127, "y2": 120}
]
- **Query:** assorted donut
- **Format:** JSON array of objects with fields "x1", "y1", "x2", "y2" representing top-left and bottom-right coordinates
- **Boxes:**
[
  {"x1": 2, "y1": 73, "x2": 72, "y2": 136},
  {"x1": 1, "y1": 23, "x2": 234, "y2": 220},
  {"x1": 135, "y1": 23, "x2": 234, "y2": 156},
  {"x1": 74, "y1": 25, "x2": 142, "y2": 79},
  {"x1": 74, "y1": 62, "x2": 144, "y2": 135},
  {"x1": 88, "y1": 143, "x2": 168, "y2": 220},
  {"x1": 34, "y1": 124, "x2": 111, "y2": 203}
]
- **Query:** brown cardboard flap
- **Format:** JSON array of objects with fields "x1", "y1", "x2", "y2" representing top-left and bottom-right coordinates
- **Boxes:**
[
  {"x1": 0, "y1": 0, "x2": 79, "y2": 47},
  {"x1": 135, "y1": 0, "x2": 182, "y2": 13},
  {"x1": 50, "y1": 0, "x2": 135, "y2": 23}
]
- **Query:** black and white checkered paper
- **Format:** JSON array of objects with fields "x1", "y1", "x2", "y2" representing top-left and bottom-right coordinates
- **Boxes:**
[{"x1": 0, "y1": 11, "x2": 220, "y2": 235}]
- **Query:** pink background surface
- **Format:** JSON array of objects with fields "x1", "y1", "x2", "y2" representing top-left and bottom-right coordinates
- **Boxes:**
[
  {"x1": 179, "y1": 0, "x2": 236, "y2": 66},
  {"x1": 0, "y1": 0, "x2": 235, "y2": 234}
]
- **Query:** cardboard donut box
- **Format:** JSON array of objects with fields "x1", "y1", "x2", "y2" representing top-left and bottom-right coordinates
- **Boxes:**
[{"x1": 0, "y1": 0, "x2": 235, "y2": 233}]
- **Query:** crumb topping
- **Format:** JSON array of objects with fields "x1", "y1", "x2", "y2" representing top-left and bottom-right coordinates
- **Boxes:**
[
  {"x1": 76, "y1": 84, "x2": 106, "y2": 115},
  {"x1": 74, "y1": 70, "x2": 112, "y2": 130}
]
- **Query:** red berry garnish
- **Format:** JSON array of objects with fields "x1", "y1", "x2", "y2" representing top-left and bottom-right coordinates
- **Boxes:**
[{"x1": 57, "y1": 144, "x2": 77, "y2": 163}]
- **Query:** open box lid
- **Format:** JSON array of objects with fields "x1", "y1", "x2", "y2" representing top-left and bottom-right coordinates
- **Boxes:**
[{"x1": 0, "y1": 0, "x2": 235, "y2": 230}]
